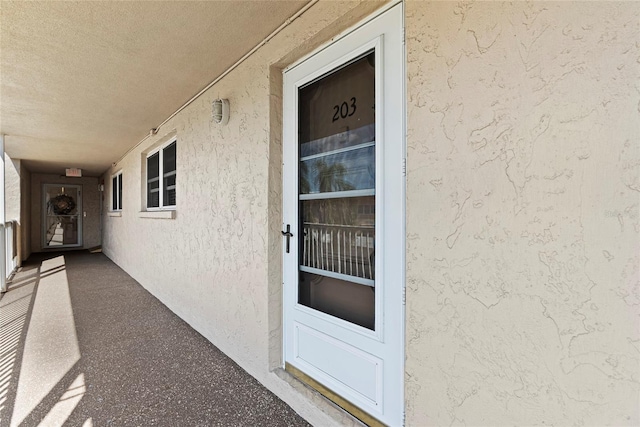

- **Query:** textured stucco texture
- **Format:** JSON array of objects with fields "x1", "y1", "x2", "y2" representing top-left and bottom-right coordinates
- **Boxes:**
[
  {"x1": 5, "y1": 155, "x2": 22, "y2": 266},
  {"x1": 102, "y1": 1, "x2": 639, "y2": 426},
  {"x1": 405, "y1": 2, "x2": 639, "y2": 426},
  {"x1": 102, "y1": 2, "x2": 386, "y2": 427},
  {"x1": 5, "y1": 155, "x2": 20, "y2": 222}
]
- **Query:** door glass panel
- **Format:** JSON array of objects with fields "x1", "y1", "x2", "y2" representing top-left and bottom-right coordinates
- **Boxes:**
[
  {"x1": 300, "y1": 146, "x2": 375, "y2": 194},
  {"x1": 44, "y1": 186, "x2": 80, "y2": 247},
  {"x1": 298, "y1": 51, "x2": 376, "y2": 330}
]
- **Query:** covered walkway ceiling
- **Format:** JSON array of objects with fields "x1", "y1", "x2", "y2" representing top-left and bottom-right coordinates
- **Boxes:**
[{"x1": 0, "y1": 1, "x2": 308, "y2": 176}]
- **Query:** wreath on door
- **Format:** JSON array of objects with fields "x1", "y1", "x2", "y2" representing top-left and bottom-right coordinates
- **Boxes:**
[{"x1": 49, "y1": 194, "x2": 76, "y2": 215}]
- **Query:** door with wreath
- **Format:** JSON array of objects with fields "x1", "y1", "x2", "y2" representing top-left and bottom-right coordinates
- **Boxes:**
[{"x1": 43, "y1": 184, "x2": 83, "y2": 248}]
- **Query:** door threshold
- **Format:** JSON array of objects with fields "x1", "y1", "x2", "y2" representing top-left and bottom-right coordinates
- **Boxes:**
[{"x1": 285, "y1": 363, "x2": 386, "y2": 427}]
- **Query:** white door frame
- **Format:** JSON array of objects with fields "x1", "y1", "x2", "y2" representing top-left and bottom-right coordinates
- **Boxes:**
[{"x1": 282, "y1": 4, "x2": 405, "y2": 425}]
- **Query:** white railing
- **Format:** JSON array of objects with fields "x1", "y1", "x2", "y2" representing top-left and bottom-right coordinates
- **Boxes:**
[
  {"x1": 5, "y1": 221, "x2": 17, "y2": 279},
  {"x1": 301, "y1": 223, "x2": 375, "y2": 284}
]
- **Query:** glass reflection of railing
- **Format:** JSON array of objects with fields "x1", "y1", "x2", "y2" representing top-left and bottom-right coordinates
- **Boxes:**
[{"x1": 301, "y1": 222, "x2": 375, "y2": 285}]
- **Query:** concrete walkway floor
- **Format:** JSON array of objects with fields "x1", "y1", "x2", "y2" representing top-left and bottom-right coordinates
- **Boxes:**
[{"x1": 0, "y1": 251, "x2": 310, "y2": 427}]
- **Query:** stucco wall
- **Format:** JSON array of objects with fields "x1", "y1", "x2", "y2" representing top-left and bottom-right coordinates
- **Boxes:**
[
  {"x1": 5, "y1": 155, "x2": 20, "y2": 222},
  {"x1": 102, "y1": 2, "x2": 388, "y2": 426},
  {"x1": 101, "y1": 0, "x2": 639, "y2": 425},
  {"x1": 405, "y1": 1, "x2": 639, "y2": 425},
  {"x1": 20, "y1": 163, "x2": 31, "y2": 261},
  {"x1": 31, "y1": 174, "x2": 101, "y2": 252},
  {"x1": 5, "y1": 155, "x2": 22, "y2": 266}
]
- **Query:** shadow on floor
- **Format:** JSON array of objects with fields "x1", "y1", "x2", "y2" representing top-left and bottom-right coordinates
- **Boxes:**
[{"x1": 0, "y1": 251, "x2": 309, "y2": 427}]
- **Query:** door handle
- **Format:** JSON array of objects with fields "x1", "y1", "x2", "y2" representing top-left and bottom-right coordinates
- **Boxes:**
[{"x1": 281, "y1": 224, "x2": 293, "y2": 253}]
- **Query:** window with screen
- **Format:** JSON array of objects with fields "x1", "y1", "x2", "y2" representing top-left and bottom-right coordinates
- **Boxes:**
[
  {"x1": 112, "y1": 172, "x2": 122, "y2": 211},
  {"x1": 146, "y1": 139, "x2": 177, "y2": 209}
]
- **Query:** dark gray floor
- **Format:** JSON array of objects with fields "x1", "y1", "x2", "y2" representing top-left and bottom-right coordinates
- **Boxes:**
[{"x1": 0, "y1": 251, "x2": 310, "y2": 427}]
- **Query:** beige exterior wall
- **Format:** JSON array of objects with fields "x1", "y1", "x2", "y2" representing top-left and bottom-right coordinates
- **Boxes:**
[
  {"x1": 102, "y1": 2, "x2": 388, "y2": 426},
  {"x1": 5, "y1": 154, "x2": 22, "y2": 267},
  {"x1": 6, "y1": 155, "x2": 20, "y2": 222},
  {"x1": 31, "y1": 174, "x2": 101, "y2": 252},
  {"x1": 102, "y1": 1, "x2": 639, "y2": 426},
  {"x1": 20, "y1": 163, "x2": 31, "y2": 261},
  {"x1": 405, "y1": 1, "x2": 639, "y2": 425}
]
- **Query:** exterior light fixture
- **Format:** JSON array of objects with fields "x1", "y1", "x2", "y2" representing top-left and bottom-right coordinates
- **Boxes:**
[{"x1": 212, "y1": 98, "x2": 230, "y2": 125}]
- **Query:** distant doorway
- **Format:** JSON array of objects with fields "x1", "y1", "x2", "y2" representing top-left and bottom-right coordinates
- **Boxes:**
[{"x1": 42, "y1": 184, "x2": 83, "y2": 248}]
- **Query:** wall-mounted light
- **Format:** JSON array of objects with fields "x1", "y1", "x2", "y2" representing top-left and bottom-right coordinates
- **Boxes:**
[{"x1": 212, "y1": 98, "x2": 230, "y2": 125}]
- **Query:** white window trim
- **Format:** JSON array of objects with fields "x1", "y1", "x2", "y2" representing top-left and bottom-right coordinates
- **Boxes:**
[
  {"x1": 145, "y1": 137, "x2": 177, "y2": 211},
  {"x1": 111, "y1": 171, "x2": 123, "y2": 212},
  {"x1": 139, "y1": 210, "x2": 176, "y2": 219}
]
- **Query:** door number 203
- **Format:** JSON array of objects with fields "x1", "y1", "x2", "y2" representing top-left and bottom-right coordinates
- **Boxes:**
[{"x1": 332, "y1": 97, "x2": 356, "y2": 122}]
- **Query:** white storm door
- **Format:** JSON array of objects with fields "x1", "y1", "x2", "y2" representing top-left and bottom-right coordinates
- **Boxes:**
[
  {"x1": 283, "y1": 5, "x2": 404, "y2": 426},
  {"x1": 42, "y1": 184, "x2": 83, "y2": 248}
]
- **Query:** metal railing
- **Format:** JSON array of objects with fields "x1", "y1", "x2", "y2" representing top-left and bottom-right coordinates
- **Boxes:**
[{"x1": 301, "y1": 223, "x2": 375, "y2": 283}]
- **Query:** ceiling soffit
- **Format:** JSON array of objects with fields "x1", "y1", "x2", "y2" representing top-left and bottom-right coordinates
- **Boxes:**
[{"x1": 0, "y1": 1, "x2": 309, "y2": 176}]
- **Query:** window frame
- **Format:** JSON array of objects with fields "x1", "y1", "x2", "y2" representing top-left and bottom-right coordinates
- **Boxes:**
[
  {"x1": 145, "y1": 138, "x2": 177, "y2": 211},
  {"x1": 111, "y1": 171, "x2": 123, "y2": 211}
]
